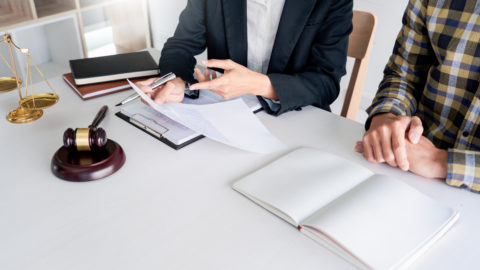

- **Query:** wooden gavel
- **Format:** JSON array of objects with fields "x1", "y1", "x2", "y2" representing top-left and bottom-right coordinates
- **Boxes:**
[{"x1": 63, "y1": 106, "x2": 108, "y2": 151}]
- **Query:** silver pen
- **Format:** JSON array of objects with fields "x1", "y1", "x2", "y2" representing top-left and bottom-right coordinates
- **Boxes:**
[{"x1": 115, "y1": 72, "x2": 177, "y2": 106}]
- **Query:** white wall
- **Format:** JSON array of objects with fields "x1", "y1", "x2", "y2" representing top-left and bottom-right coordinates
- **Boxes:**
[
  {"x1": 148, "y1": 0, "x2": 187, "y2": 52},
  {"x1": 148, "y1": 0, "x2": 410, "y2": 122},
  {"x1": 148, "y1": 0, "x2": 206, "y2": 62}
]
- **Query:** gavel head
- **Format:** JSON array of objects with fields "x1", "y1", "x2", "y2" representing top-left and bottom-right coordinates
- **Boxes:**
[{"x1": 63, "y1": 127, "x2": 107, "y2": 151}]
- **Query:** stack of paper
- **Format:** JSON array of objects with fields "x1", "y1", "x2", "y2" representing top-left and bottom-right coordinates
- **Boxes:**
[{"x1": 127, "y1": 80, "x2": 285, "y2": 153}]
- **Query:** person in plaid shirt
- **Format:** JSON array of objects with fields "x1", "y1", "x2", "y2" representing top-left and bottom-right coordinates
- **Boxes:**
[{"x1": 355, "y1": 0, "x2": 480, "y2": 192}]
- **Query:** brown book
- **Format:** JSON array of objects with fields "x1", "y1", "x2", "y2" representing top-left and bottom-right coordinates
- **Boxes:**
[{"x1": 63, "y1": 73, "x2": 144, "y2": 100}]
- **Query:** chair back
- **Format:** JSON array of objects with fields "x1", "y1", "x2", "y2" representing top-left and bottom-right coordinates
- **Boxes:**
[{"x1": 341, "y1": 10, "x2": 377, "y2": 120}]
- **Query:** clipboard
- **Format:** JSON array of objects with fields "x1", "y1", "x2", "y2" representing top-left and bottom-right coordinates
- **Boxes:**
[
  {"x1": 115, "y1": 110, "x2": 204, "y2": 150},
  {"x1": 115, "y1": 93, "x2": 263, "y2": 150}
]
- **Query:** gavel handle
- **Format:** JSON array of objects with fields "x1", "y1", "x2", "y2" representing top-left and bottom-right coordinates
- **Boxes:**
[{"x1": 89, "y1": 105, "x2": 108, "y2": 128}]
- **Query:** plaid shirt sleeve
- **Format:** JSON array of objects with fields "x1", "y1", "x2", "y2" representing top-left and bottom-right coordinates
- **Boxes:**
[
  {"x1": 366, "y1": 0, "x2": 480, "y2": 192},
  {"x1": 448, "y1": 149, "x2": 480, "y2": 192},
  {"x1": 366, "y1": 0, "x2": 435, "y2": 127}
]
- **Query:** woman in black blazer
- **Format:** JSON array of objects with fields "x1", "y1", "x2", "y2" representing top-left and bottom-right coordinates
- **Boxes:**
[{"x1": 141, "y1": 0, "x2": 353, "y2": 116}]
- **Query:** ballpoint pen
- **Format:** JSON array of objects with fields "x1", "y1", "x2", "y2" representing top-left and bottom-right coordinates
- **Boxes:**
[{"x1": 115, "y1": 72, "x2": 176, "y2": 106}]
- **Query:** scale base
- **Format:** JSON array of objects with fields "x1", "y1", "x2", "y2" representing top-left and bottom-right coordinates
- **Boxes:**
[{"x1": 6, "y1": 107, "x2": 43, "y2": 123}]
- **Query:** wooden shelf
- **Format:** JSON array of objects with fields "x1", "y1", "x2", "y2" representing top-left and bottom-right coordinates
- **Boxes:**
[
  {"x1": 0, "y1": 0, "x2": 151, "y2": 82},
  {"x1": 4, "y1": 15, "x2": 84, "y2": 84},
  {"x1": 33, "y1": 0, "x2": 76, "y2": 18},
  {"x1": 79, "y1": 0, "x2": 150, "y2": 56},
  {"x1": 0, "y1": 0, "x2": 34, "y2": 28},
  {"x1": 108, "y1": 1, "x2": 148, "y2": 53},
  {"x1": 79, "y1": 0, "x2": 113, "y2": 8},
  {"x1": 1, "y1": 0, "x2": 151, "y2": 55}
]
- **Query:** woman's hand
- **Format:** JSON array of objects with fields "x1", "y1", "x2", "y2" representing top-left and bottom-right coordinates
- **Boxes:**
[
  {"x1": 136, "y1": 77, "x2": 186, "y2": 105},
  {"x1": 194, "y1": 66, "x2": 217, "y2": 82},
  {"x1": 189, "y1": 59, "x2": 278, "y2": 100}
]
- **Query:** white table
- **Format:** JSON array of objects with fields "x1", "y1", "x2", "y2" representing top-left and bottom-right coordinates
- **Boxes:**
[{"x1": 0, "y1": 76, "x2": 478, "y2": 270}]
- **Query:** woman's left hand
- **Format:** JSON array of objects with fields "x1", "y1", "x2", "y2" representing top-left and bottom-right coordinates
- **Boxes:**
[
  {"x1": 189, "y1": 59, "x2": 278, "y2": 100},
  {"x1": 194, "y1": 66, "x2": 217, "y2": 82}
]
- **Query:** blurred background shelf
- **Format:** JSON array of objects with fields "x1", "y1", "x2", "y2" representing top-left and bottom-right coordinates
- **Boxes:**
[
  {"x1": 34, "y1": 0, "x2": 76, "y2": 18},
  {"x1": 0, "y1": 0, "x2": 151, "y2": 84},
  {"x1": 0, "y1": 0, "x2": 34, "y2": 27}
]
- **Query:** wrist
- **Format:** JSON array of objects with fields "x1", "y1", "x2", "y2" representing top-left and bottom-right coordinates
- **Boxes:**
[
  {"x1": 172, "y1": 77, "x2": 186, "y2": 87},
  {"x1": 254, "y1": 73, "x2": 278, "y2": 100},
  {"x1": 433, "y1": 149, "x2": 448, "y2": 179},
  {"x1": 370, "y1": 113, "x2": 396, "y2": 127}
]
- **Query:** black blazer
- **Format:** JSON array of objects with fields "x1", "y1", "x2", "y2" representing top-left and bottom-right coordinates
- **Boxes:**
[{"x1": 159, "y1": 0, "x2": 353, "y2": 115}]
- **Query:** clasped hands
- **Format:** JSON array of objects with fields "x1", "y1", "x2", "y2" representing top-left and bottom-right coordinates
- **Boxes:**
[
  {"x1": 355, "y1": 113, "x2": 448, "y2": 179},
  {"x1": 137, "y1": 61, "x2": 448, "y2": 179},
  {"x1": 136, "y1": 59, "x2": 277, "y2": 105}
]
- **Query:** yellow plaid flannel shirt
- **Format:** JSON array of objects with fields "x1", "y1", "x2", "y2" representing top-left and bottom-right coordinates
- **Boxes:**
[{"x1": 367, "y1": 0, "x2": 480, "y2": 192}]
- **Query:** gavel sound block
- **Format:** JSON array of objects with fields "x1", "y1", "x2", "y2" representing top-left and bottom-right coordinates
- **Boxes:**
[{"x1": 51, "y1": 106, "x2": 126, "y2": 182}]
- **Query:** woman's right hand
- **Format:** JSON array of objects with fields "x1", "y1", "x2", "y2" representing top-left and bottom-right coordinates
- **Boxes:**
[{"x1": 136, "y1": 77, "x2": 186, "y2": 105}]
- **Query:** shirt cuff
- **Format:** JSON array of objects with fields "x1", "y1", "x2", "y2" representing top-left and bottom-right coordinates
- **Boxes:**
[
  {"x1": 446, "y1": 148, "x2": 480, "y2": 192},
  {"x1": 260, "y1": 97, "x2": 281, "y2": 113},
  {"x1": 364, "y1": 100, "x2": 409, "y2": 130}
]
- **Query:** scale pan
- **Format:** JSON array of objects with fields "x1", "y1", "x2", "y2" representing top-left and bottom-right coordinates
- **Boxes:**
[
  {"x1": 20, "y1": 93, "x2": 59, "y2": 110},
  {"x1": 0, "y1": 77, "x2": 22, "y2": 93}
]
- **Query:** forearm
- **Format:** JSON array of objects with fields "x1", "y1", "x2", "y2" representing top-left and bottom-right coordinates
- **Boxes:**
[
  {"x1": 365, "y1": 74, "x2": 420, "y2": 129},
  {"x1": 159, "y1": 0, "x2": 207, "y2": 84},
  {"x1": 260, "y1": 0, "x2": 351, "y2": 116},
  {"x1": 159, "y1": 53, "x2": 197, "y2": 84},
  {"x1": 366, "y1": 0, "x2": 434, "y2": 129},
  {"x1": 266, "y1": 72, "x2": 340, "y2": 115}
]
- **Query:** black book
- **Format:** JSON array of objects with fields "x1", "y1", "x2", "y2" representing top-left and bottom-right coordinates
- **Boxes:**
[{"x1": 69, "y1": 51, "x2": 160, "y2": 85}]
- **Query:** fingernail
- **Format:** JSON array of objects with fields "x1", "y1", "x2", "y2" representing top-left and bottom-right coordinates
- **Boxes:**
[
  {"x1": 411, "y1": 134, "x2": 419, "y2": 144},
  {"x1": 201, "y1": 60, "x2": 208, "y2": 66},
  {"x1": 189, "y1": 85, "x2": 197, "y2": 90}
]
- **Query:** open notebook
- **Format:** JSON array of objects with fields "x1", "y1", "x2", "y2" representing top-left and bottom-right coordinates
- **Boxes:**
[{"x1": 233, "y1": 147, "x2": 459, "y2": 270}]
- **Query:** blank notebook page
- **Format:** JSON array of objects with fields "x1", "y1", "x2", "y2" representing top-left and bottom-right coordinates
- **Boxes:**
[
  {"x1": 233, "y1": 148, "x2": 374, "y2": 225},
  {"x1": 302, "y1": 175, "x2": 457, "y2": 270}
]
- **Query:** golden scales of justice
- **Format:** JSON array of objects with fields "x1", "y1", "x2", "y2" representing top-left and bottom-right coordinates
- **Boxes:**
[{"x1": 0, "y1": 32, "x2": 59, "y2": 123}]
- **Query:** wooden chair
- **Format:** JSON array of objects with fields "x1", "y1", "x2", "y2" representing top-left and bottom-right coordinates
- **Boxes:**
[{"x1": 341, "y1": 10, "x2": 377, "y2": 121}]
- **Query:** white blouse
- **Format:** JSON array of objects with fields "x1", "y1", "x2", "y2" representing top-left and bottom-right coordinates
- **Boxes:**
[{"x1": 246, "y1": 0, "x2": 286, "y2": 74}]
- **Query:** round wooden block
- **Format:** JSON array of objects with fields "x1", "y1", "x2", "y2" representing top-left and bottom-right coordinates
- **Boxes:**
[{"x1": 51, "y1": 139, "x2": 126, "y2": 182}]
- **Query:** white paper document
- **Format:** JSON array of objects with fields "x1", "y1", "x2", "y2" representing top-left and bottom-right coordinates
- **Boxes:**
[{"x1": 127, "y1": 80, "x2": 286, "y2": 153}]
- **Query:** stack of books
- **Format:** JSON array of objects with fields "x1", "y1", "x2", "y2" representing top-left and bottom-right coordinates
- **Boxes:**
[{"x1": 64, "y1": 51, "x2": 159, "y2": 100}]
